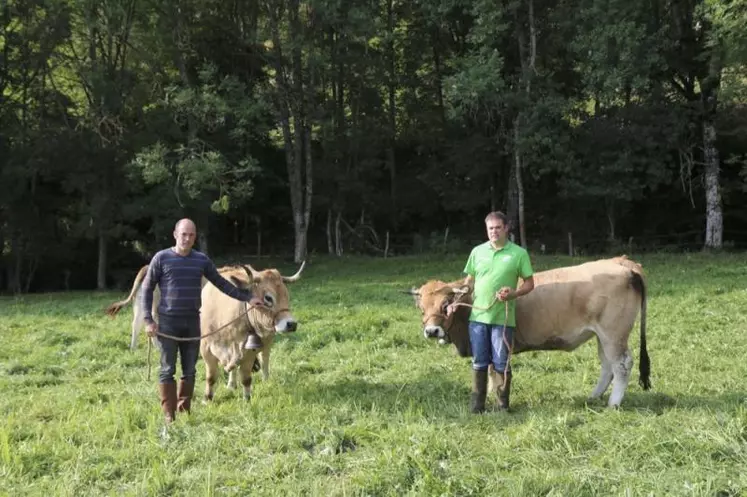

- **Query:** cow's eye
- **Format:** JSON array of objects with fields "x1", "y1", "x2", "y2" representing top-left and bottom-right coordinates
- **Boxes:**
[
  {"x1": 264, "y1": 294, "x2": 275, "y2": 307},
  {"x1": 441, "y1": 299, "x2": 451, "y2": 314}
]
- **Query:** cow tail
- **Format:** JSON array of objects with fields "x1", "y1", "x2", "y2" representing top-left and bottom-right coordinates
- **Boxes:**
[
  {"x1": 104, "y1": 265, "x2": 149, "y2": 317},
  {"x1": 631, "y1": 271, "x2": 651, "y2": 390}
]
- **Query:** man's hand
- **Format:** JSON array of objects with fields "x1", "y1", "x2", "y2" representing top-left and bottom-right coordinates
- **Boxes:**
[
  {"x1": 145, "y1": 321, "x2": 158, "y2": 338},
  {"x1": 249, "y1": 296, "x2": 265, "y2": 308},
  {"x1": 496, "y1": 287, "x2": 514, "y2": 302}
]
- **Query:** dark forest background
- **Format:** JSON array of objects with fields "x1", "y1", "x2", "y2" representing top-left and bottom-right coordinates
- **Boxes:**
[{"x1": 2, "y1": 0, "x2": 747, "y2": 292}]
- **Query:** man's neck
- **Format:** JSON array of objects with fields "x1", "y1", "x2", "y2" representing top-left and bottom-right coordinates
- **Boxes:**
[
  {"x1": 172, "y1": 246, "x2": 191, "y2": 257},
  {"x1": 490, "y1": 238, "x2": 508, "y2": 250}
]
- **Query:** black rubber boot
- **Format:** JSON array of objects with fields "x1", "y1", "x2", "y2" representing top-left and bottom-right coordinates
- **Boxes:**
[{"x1": 470, "y1": 369, "x2": 488, "y2": 414}]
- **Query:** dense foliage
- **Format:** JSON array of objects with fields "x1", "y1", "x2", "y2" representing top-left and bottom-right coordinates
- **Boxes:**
[{"x1": 2, "y1": 0, "x2": 747, "y2": 291}]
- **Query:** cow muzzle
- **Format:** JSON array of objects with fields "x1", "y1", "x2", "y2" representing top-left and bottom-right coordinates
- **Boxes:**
[
  {"x1": 275, "y1": 316, "x2": 298, "y2": 333},
  {"x1": 423, "y1": 325, "x2": 445, "y2": 339}
]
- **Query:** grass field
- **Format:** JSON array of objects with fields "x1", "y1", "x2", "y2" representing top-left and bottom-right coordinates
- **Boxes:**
[{"x1": 1, "y1": 252, "x2": 746, "y2": 496}]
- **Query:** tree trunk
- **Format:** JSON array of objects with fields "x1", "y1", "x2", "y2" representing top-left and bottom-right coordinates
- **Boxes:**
[
  {"x1": 0, "y1": 227, "x2": 4, "y2": 292},
  {"x1": 386, "y1": 0, "x2": 398, "y2": 230},
  {"x1": 703, "y1": 120, "x2": 723, "y2": 249},
  {"x1": 432, "y1": 27, "x2": 446, "y2": 127},
  {"x1": 326, "y1": 208, "x2": 334, "y2": 255},
  {"x1": 606, "y1": 199, "x2": 616, "y2": 242},
  {"x1": 97, "y1": 230, "x2": 107, "y2": 290},
  {"x1": 24, "y1": 256, "x2": 38, "y2": 293},
  {"x1": 700, "y1": 31, "x2": 723, "y2": 250},
  {"x1": 271, "y1": 0, "x2": 312, "y2": 264},
  {"x1": 9, "y1": 234, "x2": 21, "y2": 294},
  {"x1": 254, "y1": 215, "x2": 262, "y2": 256},
  {"x1": 506, "y1": 160, "x2": 519, "y2": 229},
  {"x1": 335, "y1": 210, "x2": 343, "y2": 256},
  {"x1": 198, "y1": 231, "x2": 209, "y2": 256},
  {"x1": 513, "y1": 120, "x2": 527, "y2": 247}
]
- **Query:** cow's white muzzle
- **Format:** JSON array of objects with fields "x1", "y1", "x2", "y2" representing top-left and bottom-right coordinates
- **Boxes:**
[
  {"x1": 276, "y1": 316, "x2": 298, "y2": 333},
  {"x1": 423, "y1": 325, "x2": 445, "y2": 339}
]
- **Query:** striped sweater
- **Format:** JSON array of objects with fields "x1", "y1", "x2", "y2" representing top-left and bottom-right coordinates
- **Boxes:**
[{"x1": 141, "y1": 248, "x2": 252, "y2": 323}]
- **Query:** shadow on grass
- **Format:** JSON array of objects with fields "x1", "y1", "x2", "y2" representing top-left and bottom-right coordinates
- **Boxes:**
[
  {"x1": 571, "y1": 390, "x2": 747, "y2": 414},
  {"x1": 282, "y1": 375, "x2": 535, "y2": 425}
]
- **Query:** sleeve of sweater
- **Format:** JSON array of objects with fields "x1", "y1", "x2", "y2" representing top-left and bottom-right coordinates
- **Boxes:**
[
  {"x1": 203, "y1": 261, "x2": 253, "y2": 302},
  {"x1": 142, "y1": 254, "x2": 162, "y2": 323}
]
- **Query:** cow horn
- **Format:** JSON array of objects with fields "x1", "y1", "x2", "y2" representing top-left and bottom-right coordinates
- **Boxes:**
[
  {"x1": 242, "y1": 264, "x2": 260, "y2": 281},
  {"x1": 281, "y1": 261, "x2": 306, "y2": 283},
  {"x1": 451, "y1": 285, "x2": 470, "y2": 295},
  {"x1": 402, "y1": 287, "x2": 420, "y2": 296}
]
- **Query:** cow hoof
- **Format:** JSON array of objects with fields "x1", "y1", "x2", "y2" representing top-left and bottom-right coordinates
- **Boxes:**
[{"x1": 203, "y1": 394, "x2": 214, "y2": 404}]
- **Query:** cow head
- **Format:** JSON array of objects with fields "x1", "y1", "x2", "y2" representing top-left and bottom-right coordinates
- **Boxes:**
[
  {"x1": 228, "y1": 261, "x2": 305, "y2": 335},
  {"x1": 405, "y1": 279, "x2": 473, "y2": 357}
]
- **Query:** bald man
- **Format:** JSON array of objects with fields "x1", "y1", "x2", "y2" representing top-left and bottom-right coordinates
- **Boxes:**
[{"x1": 141, "y1": 218, "x2": 264, "y2": 423}]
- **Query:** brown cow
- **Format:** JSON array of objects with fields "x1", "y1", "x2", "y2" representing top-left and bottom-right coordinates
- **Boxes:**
[{"x1": 408, "y1": 256, "x2": 650, "y2": 407}]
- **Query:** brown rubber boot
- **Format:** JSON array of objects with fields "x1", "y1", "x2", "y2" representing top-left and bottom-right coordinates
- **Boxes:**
[
  {"x1": 470, "y1": 369, "x2": 488, "y2": 414},
  {"x1": 497, "y1": 371, "x2": 512, "y2": 411},
  {"x1": 177, "y1": 378, "x2": 195, "y2": 414},
  {"x1": 159, "y1": 382, "x2": 177, "y2": 423}
]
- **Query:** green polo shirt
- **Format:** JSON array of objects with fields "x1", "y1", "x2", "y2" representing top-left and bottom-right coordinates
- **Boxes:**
[{"x1": 463, "y1": 240, "x2": 534, "y2": 326}]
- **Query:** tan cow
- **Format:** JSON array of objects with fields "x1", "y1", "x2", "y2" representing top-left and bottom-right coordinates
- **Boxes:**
[
  {"x1": 408, "y1": 255, "x2": 650, "y2": 407},
  {"x1": 105, "y1": 262, "x2": 305, "y2": 400},
  {"x1": 199, "y1": 263, "x2": 303, "y2": 401}
]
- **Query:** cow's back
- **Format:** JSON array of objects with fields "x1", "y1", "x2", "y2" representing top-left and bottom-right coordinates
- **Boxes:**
[{"x1": 514, "y1": 259, "x2": 643, "y2": 351}]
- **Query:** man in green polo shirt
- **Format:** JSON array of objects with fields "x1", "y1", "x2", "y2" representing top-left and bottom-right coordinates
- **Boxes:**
[{"x1": 454, "y1": 211, "x2": 535, "y2": 413}]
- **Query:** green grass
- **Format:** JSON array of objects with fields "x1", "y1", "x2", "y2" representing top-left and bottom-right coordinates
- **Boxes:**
[{"x1": 1, "y1": 252, "x2": 747, "y2": 496}]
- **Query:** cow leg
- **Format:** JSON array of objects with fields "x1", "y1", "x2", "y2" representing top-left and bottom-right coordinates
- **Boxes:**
[
  {"x1": 130, "y1": 300, "x2": 145, "y2": 350},
  {"x1": 201, "y1": 343, "x2": 219, "y2": 402},
  {"x1": 224, "y1": 342, "x2": 243, "y2": 373},
  {"x1": 589, "y1": 338, "x2": 614, "y2": 400},
  {"x1": 259, "y1": 340, "x2": 273, "y2": 381},
  {"x1": 237, "y1": 353, "x2": 258, "y2": 401},
  {"x1": 226, "y1": 370, "x2": 237, "y2": 389},
  {"x1": 606, "y1": 345, "x2": 633, "y2": 408}
]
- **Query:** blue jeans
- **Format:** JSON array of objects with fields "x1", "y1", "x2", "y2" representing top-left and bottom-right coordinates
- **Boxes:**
[
  {"x1": 157, "y1": 314, "x2": 201, "y2": 384},
  {"x1": 468, "y1": 321, "x2": 515, "y2": 373}
]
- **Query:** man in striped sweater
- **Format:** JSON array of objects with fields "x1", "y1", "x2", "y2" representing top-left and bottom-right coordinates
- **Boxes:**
[{"x1": 142, "y1": 218, "x2": 264, "y2": 423}]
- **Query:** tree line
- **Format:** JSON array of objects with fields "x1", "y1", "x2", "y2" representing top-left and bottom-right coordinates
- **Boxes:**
[{"x1": 2, "y1": 0, "x2": 747, "y2": 292}]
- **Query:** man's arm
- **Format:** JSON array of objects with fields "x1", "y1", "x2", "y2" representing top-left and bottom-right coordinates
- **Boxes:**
[
  {"x1": 498, "y1": 251, "x2": 535, "y2": 301},
  {"x1": 497, "y1": 276, "x2": 534, "y2": 301},
  {"x1": 203, "y1": 262, "x2": 263, "y2": 307}
]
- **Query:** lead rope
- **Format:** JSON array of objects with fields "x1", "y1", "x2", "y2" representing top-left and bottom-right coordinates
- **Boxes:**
[
  {"x1": 450, "y1": 297, "x2": 513, "y2": 386},
  {"x1": 146, "y1": 302, "x2": 269, "y2": 381}
]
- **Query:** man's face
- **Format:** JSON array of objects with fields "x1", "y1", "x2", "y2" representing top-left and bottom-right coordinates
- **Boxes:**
[
  {"x1": 173, "y1": 223, "x2": 197, "y2": 251},
  {"x1": 486, "y1": 219, "x2": 507, "y2": 243}
]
